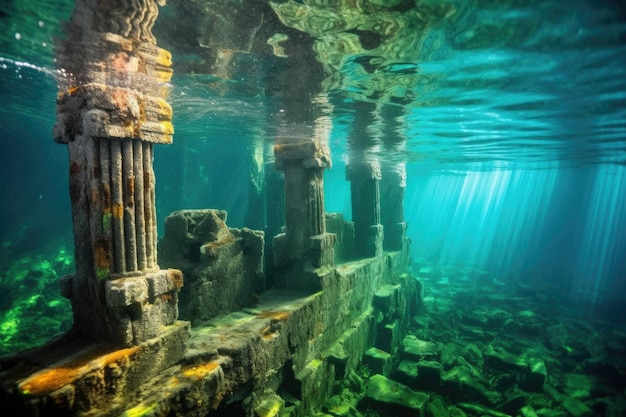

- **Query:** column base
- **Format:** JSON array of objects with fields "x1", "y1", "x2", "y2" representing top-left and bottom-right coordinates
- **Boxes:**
[
  {"x1": 61, "y1": 269, "x2": 185, "y2": 346},
  {"x1": 309, "y1": 232, "x2": 336, "y2": 268},
  {"x1": 383, "y1": 222, "x2": 407, "y2": 252},
  {"x1": 105, "y1": 269, "x2": 184, "y2": 345},
  {"x1": 355, "y1": 224, "x2": 384, "y2": 259},
  {"x1": 272, "y1": 232, "x2": 337, "y2": 292}
]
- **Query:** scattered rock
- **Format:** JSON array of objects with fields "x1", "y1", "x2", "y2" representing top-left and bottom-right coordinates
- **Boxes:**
[
  {"x1": 402, "y1": 335, "x2": 440, "y2": 362},
  {"x1": 545, "y1": 384, "x2": 594, "y2": 417},
  {"x1": 426, "y1": 397, "x2": 450, "y2": 417},
  {"x1": 547, "y1": 323, "x2": 569, "y2": 350},
  {"x1": 442, "y1": 365, "x2": 499, "y2": 405},
  {"x1": 363, "y1": 347, "x2": 392, "y2": 377},
  {"x1": 523, "y1": 357, "x2": 547, "y2": 392},
  {"x1": 519, "y1": 405, "x2": 539, "y2": 417},
  {"x1": 416, "y1": 360, "x2": 442, "y2": 389},
  {"x1": 361, "y1": 374, "x2": 429, "y2": 416},
  {"x1": 394, "y1": 359, "x2": 418, "y2": 385},
  {"x1": 561, "y1": 373, "x2": 592, "y2": 400},
  {"x1": 483, "y1": 344, "x2": 527, "y2": 374},
  {"x1": 457, "y1": 402, "x2": 510, "y2": 417}
]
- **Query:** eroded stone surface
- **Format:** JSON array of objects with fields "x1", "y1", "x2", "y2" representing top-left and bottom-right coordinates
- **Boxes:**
[
  {"x1": 158, "y1": 209, "x2": 265, "y2": 323},
  {"x1": 362, "y1": 374, "x2": 429, "y2": 416}
]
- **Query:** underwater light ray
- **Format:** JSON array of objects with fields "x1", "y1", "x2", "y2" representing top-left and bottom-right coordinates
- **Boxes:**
[
  {"x1": 491, "y1": 167, "x2": 559, "y2": 279},
  {"x1": 476, "y1": 170, "x2": 513, "y2": 267},
  {"x1": 491, "y1": 170, "x2": 533, "y2": 275},
  {"x1": 573, "y1": 164, "x2": 626, "y2": 307}
]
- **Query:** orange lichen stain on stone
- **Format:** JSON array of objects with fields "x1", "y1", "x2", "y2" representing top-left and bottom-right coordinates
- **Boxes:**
[
  {"x1": 200, "y1": 234, "x2": 235, "y2": 254},
  {"x1": 95, "y1": 237, "x2": 111, "y2": 270},
  {"x1": 59, "y1": 86, "x2": 79, "y2": 99},
  {"x1": 126, "y1": 176, "x2": 135, "y2": 204},
  {"x1": 168, "y1": 269, "x2": 184, "y2": 290},
  {"x1": 102, "y1": 183, "x2": 112, "y2": 211},
  {"x1": 181, "y1": 362, "x2": 219, "y2": 381},
  {"x1": 256, "y1": 310, "x2": 290, "y2": 321},
  {"x1": 91, "y1": 186, "x2": 100, "y2": 205},
  {"x1": 19, "y1": 346, "x2": 140, "y2": 397},
  {"x1": 112, "y1": 202, "x2": 124, "y2": 219},
  {"x1": 158, "y1": 293, "x2": 173, "y2": 303},
  {"x1": 260, "y1": 325, "x2": 277, "y2": 340}
]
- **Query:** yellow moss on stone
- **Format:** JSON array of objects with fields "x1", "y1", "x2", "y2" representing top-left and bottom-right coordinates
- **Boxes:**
[
  {"x1": 119, "y1": 402, "x2": 159, "y2": 417},
  {"x1": 181, "y1": 361, "x2": 220, "y2": 381},
  {"x1": 19, "y1": 345, "x2": 140, "y2": 396}
]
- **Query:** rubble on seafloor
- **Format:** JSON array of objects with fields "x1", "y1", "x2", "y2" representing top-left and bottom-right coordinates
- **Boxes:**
[{"x1": 322, "y1": 260, "x2": 626, "y2": 417}]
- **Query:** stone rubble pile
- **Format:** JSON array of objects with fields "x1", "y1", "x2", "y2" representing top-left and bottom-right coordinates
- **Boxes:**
[{"x1": 321, "y1": 260, "x2": 626, "y2": 417}]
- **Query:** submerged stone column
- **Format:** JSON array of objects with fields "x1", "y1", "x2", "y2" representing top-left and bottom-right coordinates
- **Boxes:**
[
  {"x1": 347, "y1": 101, "x2": 383, "y2": 258},
  {"x1": 380, "y1": 162, "x2": 406, "y2": 251},
  {"x1": 54, "y1": 0, "x2": 185, "y2": 346},
  {"x1": 380, "y1": 104, "x2": 408, "y2": 251},
  {"x1": 348, "y1": 160, "x2": 383, "y2": 258},
  {"x1": 273, "y1": 111, "x2": 336, "y2": 288}
]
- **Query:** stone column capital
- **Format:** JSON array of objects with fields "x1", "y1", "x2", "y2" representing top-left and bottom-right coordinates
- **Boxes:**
[{"x1": 273, "y1": 140, "x2": 331, "y2": 170}]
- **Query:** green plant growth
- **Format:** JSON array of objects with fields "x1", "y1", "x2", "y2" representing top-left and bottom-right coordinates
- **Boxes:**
[{"x1": 0, "y1": 245, "x2": 73, "y2": 356}]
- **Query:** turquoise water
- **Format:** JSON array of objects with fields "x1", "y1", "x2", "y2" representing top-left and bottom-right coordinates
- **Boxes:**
[{"x1": 1, "y1": 0, "x2": 625, "y2": 355}]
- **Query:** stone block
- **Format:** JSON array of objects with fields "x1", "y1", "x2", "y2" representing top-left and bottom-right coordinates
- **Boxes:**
[
  {"x1": 483, "y1": 344, "x2": 527, "y2": 374},
  {"x1": 393, "y1": 360, "x2": 418, "y2": 386},
  {"x1": 426, "y1": 397, "x2": 450, "y2": 417},
  {"x1": 523, "y1": 357, "x2": 547, "y2": 392},
  {"x1": 363, "y1": 348, "x2": 392, "y2": 377},
  {"x1": 384, "y1": 222, "x2": 406, "y2": 252},
  {"x1": 373, "y1": 284, "x2": 401, "y2": 319},
  {"x1": 159, "y1": 209, "x2": 265, "y2": 322},
  {"x1": 520, "y1": 405, "x2": 539, "y2": 417},
  {"x1": 309, "y1": 233, "x2": 336, "y2": 268},
  {"x1": 145, "y1": 269, "x2": 184, "y2": 298},
  {"x1": 545, "y1": 385, "x2": 593, "y2": 417},
  {"x1": 442, "y1": 366, "x2": 499, "y2": 405},
  {"x1": 416, "y1": 360, "x2": 441, "y2": 389},
  {"x1": 402, "y1": 335, "x2": 440, "y2": 362},
  {"x1": 361, "y1": 374, "x2": 428, "y2": 417},
  {"x1": 255, "y1": 393, "x2": 284, "y2": 417},
  {"x1": 105, "y1": 277, "x2": 149, "y2": 307},
  {"x1": 274, "y1": 141, "x2": 319, "y2": 162},
  {"x1": 325, "y1": 212, "x2": 354, "y2": 263},
  {"x1": 375, "y1": 320, "x2": 400, "y2": 354}
]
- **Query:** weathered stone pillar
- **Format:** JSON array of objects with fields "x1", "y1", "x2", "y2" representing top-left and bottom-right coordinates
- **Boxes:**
[
  {"x1": 380, "y1": 104, "x2": 408, "y2": 251},
  {"x1": 348, "y1": 160, "x2": 384, "y2": 258},
  {"x1": 274, "y1": 123, "x2": 335, "y2": 268},
  {"x1": 381, "y1": 162, "x2": 406, "y2": 251},
  {"x1": 53, "y1": 0, "x2": 186, "y2": 346},
  {"x1": 347, "y1": 101, "x2": 383, "y2": 258},
  {"x1": 273, "y1": 112, "x2": 336, "y2": 287}
]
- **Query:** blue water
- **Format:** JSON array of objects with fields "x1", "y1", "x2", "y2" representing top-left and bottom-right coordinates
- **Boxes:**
[{"x1": 1, "y1": 0, "x2": 625, "y2": 355}]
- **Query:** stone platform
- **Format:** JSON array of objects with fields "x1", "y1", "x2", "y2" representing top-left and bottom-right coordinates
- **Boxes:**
[{"x1": 0, "y1": 250, "x2": 419, "y2": 417}]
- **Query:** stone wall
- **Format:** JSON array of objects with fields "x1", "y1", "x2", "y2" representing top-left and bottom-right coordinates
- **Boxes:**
[
  {"x1": 157, "y1": 209, "x2": 265, "y2": 323},
  {"x1": 1, "y1": 212, "x2": 418, "y2": 417}
]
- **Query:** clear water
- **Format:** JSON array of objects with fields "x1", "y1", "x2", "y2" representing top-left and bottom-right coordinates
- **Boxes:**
[{"x1": 1, "y1": 0, "x2": 625, "y2": 357}]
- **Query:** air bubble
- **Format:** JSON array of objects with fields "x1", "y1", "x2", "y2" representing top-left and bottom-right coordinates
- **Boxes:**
[{"x1": 15, "y1": 33, "x2": 21, "y2": 40}]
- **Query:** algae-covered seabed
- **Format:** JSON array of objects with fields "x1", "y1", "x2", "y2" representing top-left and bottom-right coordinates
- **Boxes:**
[
  {"x1": 0, "y1": 239, "x2": 74, "y2": 356},
  {"x1": 324, "y1": 261, "x2": 626, "y2": 417}
]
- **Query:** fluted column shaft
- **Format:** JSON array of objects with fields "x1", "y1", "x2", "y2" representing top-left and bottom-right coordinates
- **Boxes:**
[{"x1": 54, "y1": 0, "x2": 182, "y2": 345}]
